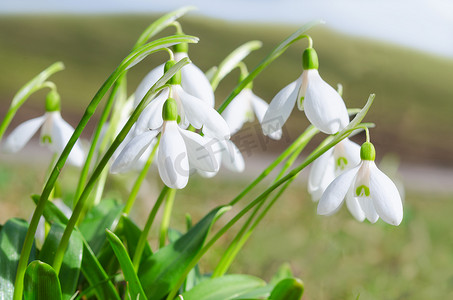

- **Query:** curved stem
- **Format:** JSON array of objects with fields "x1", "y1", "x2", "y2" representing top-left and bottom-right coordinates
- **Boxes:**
[
  {"x1": 132, "y1": 186, "x2": 169, "y2": 270},
  {"x1": 159, "y1": 188, "x2": 176, "y2": 248},
  {"x1": 171, "y1": 21, "x2": 183, "y2": 34},
  {"x1": 213, "y1": 127, "x2": 314, "y2": 277},
  {"x1": 123, "y1": 137, "x2": 160, "y2": 215}
]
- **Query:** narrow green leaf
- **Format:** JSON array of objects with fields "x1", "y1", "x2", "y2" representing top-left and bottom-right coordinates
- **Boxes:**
[
  {"x1": 269, "y1": 278, "x2": 304, "y2": 300},
  {"x1": 119, "y1": 215, "x2": 153, "y2": 260},
  {"x1": 79, "y1": 199, "x2": 124, "y2": 254},
  {"x1": 269, "y1": 263, "x2": 293, "y2": 286},
  {"x1": 24, "y1": 260, "x2": 62, "y2": 300},
  {"x1": 33, "y1": 195, "x2": 120, "y2": 300},
  {"x1": 106, "y1": 230, "x2": 147, "y2": 300},
  {"x1": 134, "y1": 6, "x2": 197, "y2": 47},
  {"x1": 342, "y1": 94, "x2": 375, "y2": 133},
  {"x1": 181, "y1": 275, "x2": 266, "y2": 300},
  {"x1": 39, "y1": 223, "x2": 83, "y2": 300},
  {"x1": 217, "y1": 21, "x2": 322, "y2": 113},
  {"x1": 138, "y1": 206, "x2": 231, "y2": 299},
  {"x1": 210, "y1": 40, "x2": 263, "y2": 90},
  {"x1": 0, "y1": 218, "x2": 35, "y2": 300}
]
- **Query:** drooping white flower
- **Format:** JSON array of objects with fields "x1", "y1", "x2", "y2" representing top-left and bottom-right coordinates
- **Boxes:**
[
  {"x1": 308, "y1": 138, "x2": 361, "y2": 202},
  {"x1": 134, "y1": 60, "x2": 229, "y2": 140},
  {"x1": 222, "y1": 87, "x2": 282, "y2": 140},
  {"x1": 2, "y1": 90, "x2": 84, "y2": 167},
  {"x1": 111, "y1": 98, "x2": 220, "y2": 189},
  {"x1": 134, "y1": 51, "x2": 214, "y2": 108},
  {"x1": 262, "y1": 47, "x2": 349, "y2": 137},
  {"x1": 317, "y1": 142, "x2": 403, "y2": 225}
]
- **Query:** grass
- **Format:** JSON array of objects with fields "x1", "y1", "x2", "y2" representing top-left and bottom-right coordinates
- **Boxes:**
[{"x1": 0, "y1": 15, "x2": 452, "y2": 166}]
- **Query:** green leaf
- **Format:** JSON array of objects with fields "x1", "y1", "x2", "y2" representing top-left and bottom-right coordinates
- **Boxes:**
[
  {"x1": 33, "y1": 195, "x2": 120, "y2": 300},
  {"x1": 268, "y1": 278, "x2": 304, "y2": 300},
  {"x1": 79, "y1": 199, "x2": 124, "y2": 254},
  {"x1": 119, "y1": 215, "x2": 153, "y2": 260},
  {"x1": 269, "y1": 263, "x2": 293, "y2": 286},
  {"x1": 24, "y1": 260, "x2": 62, "y2": 300},
  {"x1": 217, "y1": 21, "x2": 322, "y2": 113},
  {"x1": 181, "y1": 275, "x2": 266, "y2": 300},
  {"x1": 0, "y1": 218, "x2": 36, "y2": 300},
  {"x1": 106, "y1": 229, "x2": 147, "y2": 300},
  {"x1": 134, "y1": 6, "x2": 197, "y2": 48},
  {"x1": 138, "y1": 206, "x2": 231, "y2": 299},
  {"x1": 39, "y1": 223, "x2": 83, "y2": 300},
  {"x1": 210, "y1": 40, "x2": 263, "y2": 90}
]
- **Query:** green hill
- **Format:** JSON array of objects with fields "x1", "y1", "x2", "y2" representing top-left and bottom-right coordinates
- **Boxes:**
[{"x1": 0, "y1": 15, "x2": 452, "y2": 165}]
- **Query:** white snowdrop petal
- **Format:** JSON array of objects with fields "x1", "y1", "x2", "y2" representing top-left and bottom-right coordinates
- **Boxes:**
[
  {"x1": 179, "y1": 128, "x2": 218, "y2": 172},
  {"x1": 221, "y1": 90, "x2": 251, "y2": 136},
  {"x1": 303, "y1": 70, "x2": 349, "y2": 134},
  {"x1": 342, "y1": 138, "x2": 361, "y2": 167},
  {"x1": 176, "y1": 86, "x2": 230, "y2": 140},
  {"x1": 157, "y1": 122, "x2": 189, "y2": 189},
  {"x1": 111, "y1": 130, "x2": 158, "y2": 173},
  {"x1": 250, "y1": 93, "x2": 282, "y2": 140},
  {"x1": 318, "y1": 164, "x2": 360, "y2": 215},
  {"x1": 261, "y1": 77, "x2": 302, "y2": 138},
  {"x1": 181, "y1": 62, "x2": 215, "y2": 108},
  {"x1": 221, "y1": 139, "x2": 245, "y2": 172},
  {"x1": 134, "y1": 64, "x2": 165, "y2": 107},
  {"x1": 345, "y1": 188, "x2": 366, "y2": 222},
  {"x1": 51, "y1": 114, "x2": 85, "y2": 167},
  {"x1": 370, "y1": 162, "x2": 403, "y2": 225},
  {"x1": 358, "y1": 197, "x2": 379, "y2": 223},
  {"x1": 135, "y1": 90, "x2": 168, "y2": 133},
  {"x1": 308, "y1": 148, "x2": 335, "y2": 202},
  {"x1": 3, "y1": 115, "x2": 46, "y2": 152}
]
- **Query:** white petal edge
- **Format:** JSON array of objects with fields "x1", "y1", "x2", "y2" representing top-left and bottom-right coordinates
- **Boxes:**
[
  {"x1": 3, "y1": 115, "x2": 46, "y2": 152},
  {"x1": 318, "y1": 164, "x2": 360, "y2": 215},
  {"x1": 175, "y1": 86, "x2": 230, "y2": 140},
  {"x1": 135, "y1": 89, "x2": 168, "y2": 133},
  {"x1": 369, "y1": 162, "x2": 403, "y2": 225},
  {"x1": 221, "y1": 90, "x2": 251, "y2": 136},
  {"x1": 51, "y1": 113, "x2": 85, "y2": 167},
  {"x1": 134, "y1": 64, "x2": 165, "y2": 107},
  {"x1": 178, "y1": 128, "x2": 219, "y2": 172},
  {"x1": 180, "y1": 60, "x2": 215, "y2": 108},
  {"x1": 345, "y1": 187, "x2": 366, "y2": 222},
  {"x1": 110, "y1": 130, "x2": 158, "y2": 173},
  {"x1": 308, "y1": 148, "x2": 335, "y2": 202},
  {"x1": 221, "y1": 139, "x2": 245, "y2": 172},
  {"x1": 250, "y1": 92, "x2": 282, "y2": 140},
  {"x1": 303, "y1": 70, "x2": 349, "y2": 134},
  {"x1": 261, "y1": 77, "x2": 302, "y2": 138},
  {"x1": 157, "y1": 121, "x2": 189, "y2": 189}
]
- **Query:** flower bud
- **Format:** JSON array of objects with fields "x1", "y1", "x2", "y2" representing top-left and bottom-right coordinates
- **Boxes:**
[
  {"x1": 360, "y1": 142, "x2": 376, "y2": 161},
  {"x1": 162, "y1": 98, "x2": 178, "y2": 121},
  {"x1": 164, "y1": 60, "x2": 182, "y2": 85},
  {"x1": 302, "y1": 48, "x2": 319, "y2": 70},
  {"x1": 45, "y1": 90, "x2": 61, "y2": 112}
]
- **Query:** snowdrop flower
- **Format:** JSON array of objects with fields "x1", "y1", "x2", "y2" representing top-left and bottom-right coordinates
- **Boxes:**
[
  {"x1": 317, "y1": 142, "x2": 403, "y2": 225},
  {"x1": 2, "y1": 90, "x2": 84, "y2": 167},
  {"x1": 222, "y1": 79, "x2": 282, "y2": 140},
  {"x1": 135, "y1": 60, "x2": 229, "y2": 140},
  {"x1": 135, "y1": 44, "x2": 214, "y2": 108},
  {"x1": 308, "y1": 138, "x2": 360, "y2": 202},
  {"x1": 111, "y1": 98, "x2": 220, "y2": 189},
  {"x1": 262, "y1": 47, "x2": 349, "y2": 136}
]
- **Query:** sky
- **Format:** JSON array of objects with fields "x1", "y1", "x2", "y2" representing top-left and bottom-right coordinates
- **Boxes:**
[{"x1": 1, "y1": 0, "x2": 452, "y2": 58}]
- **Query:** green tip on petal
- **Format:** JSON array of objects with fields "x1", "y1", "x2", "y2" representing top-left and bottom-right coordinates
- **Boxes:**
[
  {"x1": 173, "y1": 42, "x2": 188, "y2": 54},
  {"x1": 163, "y1": 98, "x2": 178, "y2": 121},
  {"x1": 302, "y1": 48, "x2": 319, "y2": 70},
  {"x1": 164, "y1": 60, "x2": 182, "y2": 85},
  {"x1": 45, "y1": 90, "x2": 61, "y2": 112},
  {"x1": 360, "y1": 142, "x2": 376, "y2": 161}
]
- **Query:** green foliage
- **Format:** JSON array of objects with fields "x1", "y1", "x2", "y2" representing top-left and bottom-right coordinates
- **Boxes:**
[
  {"x1": 269, "y1": 278, "x2": 304, "y2": 300},
  {"x1": 24, "y1": 261, "x2": 62, "y2": 300}
]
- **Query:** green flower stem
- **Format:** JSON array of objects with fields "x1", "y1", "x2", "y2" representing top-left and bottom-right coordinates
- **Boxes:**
[
  {"x1": 73, "y1": 80, "x2": 122, "y2": 203},
  {"x1": 159, "y1": 188, "x2": 176, "y2": 248},
  {"x1": 167, "y1": 111, "x2": 375, "y2": 300},
  {"x1": 50, "y1": 58, "x2": 192, "y2": 275},
  {"x1": 229, "y1": 125, "x2": 319, "y2": 207},
  {"x1": 0, "y1": 62, "x2": 64, "y2": 142},
  {"x1": 132, "y1": 185, "x2": 169, "y2": 271},
  {"x1": 217, "y1": 21, "x2": 321, "y2": 114},
  {"x1": 213, "y1": 126, "x2": 316, "y2": 277},
  {"x1": 123, "y1": 136, "x2": 161, "y2": 215}
]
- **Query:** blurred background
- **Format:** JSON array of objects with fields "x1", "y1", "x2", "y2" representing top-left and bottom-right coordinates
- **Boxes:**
[{"x1": 1, "y1": 1, "x2": 453, "y2": 299}]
